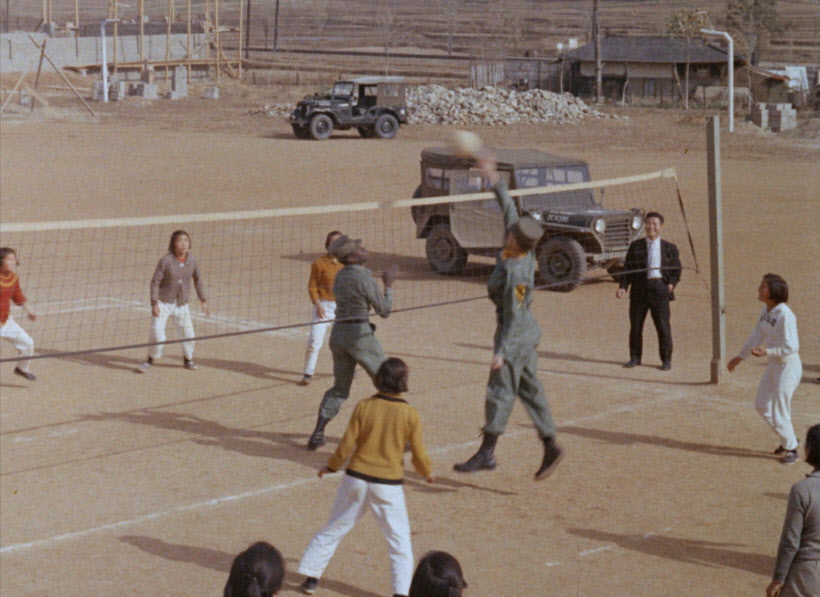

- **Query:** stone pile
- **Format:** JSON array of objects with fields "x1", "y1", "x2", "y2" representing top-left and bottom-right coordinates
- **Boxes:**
[
  {"x1": 252, "y1": 84, "x2": 615, "y2": 125},
  {"x1": 406, "y1": 85, "x2": 614, "y2": 125}
]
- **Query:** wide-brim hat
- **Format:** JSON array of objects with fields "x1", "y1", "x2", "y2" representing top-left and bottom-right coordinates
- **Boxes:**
[
  {"x1": 511, "y1": 217, "x2": 543, "y2": 248},
  {"x1": 328, "y1": 235, "x2": 362, "y2": 260}
]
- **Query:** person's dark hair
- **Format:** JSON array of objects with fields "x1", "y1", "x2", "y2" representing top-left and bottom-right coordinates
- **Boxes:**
[
  {"x1": 409, "y1": 551, "x2": 467, "y2": 597},
  {"x1": 374, "y1": 357, "x2": 409, "y2": 394},
  {"x1": 0, "y1": 247, "x2": 17, "y2": 264},
  {"x1": 168, "y1": 230, "x2": 191, "y2": 253},
  {"x1": 762, "y1": 273, "x2": 789, "y2": 304},
  {"x1": 645, "y1": 211, "x2": 664, "y2": 225},
  {"x1": 325, "y1": 230, "x2": 342, "y2": 249},
  {"x1": 805, "y1": 424, "x2": 820, "y2": 469},
  {"x1": 224, "y1": 541, "x2": 284, "y2": 597}
]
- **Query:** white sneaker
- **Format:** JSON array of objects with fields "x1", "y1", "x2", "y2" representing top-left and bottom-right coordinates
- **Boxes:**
[{"x1": 136, "y1": 361, "x2": 151, "y2": 373}]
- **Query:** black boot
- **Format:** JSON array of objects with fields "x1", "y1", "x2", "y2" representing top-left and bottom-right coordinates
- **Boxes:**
[
  {"x1": 534, "y1": 436, "x2": 564, "y2": 481},
  {"x1": 307, "y1": 416, "x2": 330, "y2": 450},
  {"x1": 453, "y1": 432, "x2": 498, "y2": 473}
]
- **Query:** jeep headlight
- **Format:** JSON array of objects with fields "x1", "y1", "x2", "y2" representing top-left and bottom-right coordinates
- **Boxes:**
[
  {"x1": 594, "y1": 218, "x2": 606, "y2": 234},
  {"x1": 529, "y1": 211, "x2": 543, "y2": 221},
  {"x1": 630, "y1": 214, "x2": 643, "y2": 231}
]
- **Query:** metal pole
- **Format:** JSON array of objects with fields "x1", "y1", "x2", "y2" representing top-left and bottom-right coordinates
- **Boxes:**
[
  {"x1": 706, "y1": 115, "x2": 726, "y2": 384},
  {"x1": 101, "y1": 18, "x2": 120, "y2": 102},
  {"x1": 701, "y1": 29, "x2": 734, "y2": 132}
]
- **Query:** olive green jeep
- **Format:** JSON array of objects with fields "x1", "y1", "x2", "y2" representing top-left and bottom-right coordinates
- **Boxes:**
[
  {"x1": 290, "y1": 76, "x2": 408, "y2": 140},
  {"x1": 410, "y1": 146, "x2": 645, "y2": 291}
]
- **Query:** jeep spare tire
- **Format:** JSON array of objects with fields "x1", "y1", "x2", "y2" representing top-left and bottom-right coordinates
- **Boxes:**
[
  {"x1": 537, "y1": 236, "x2": 587, "y2": 292},
  {"x1": 374, "y1": 114, "x2": 399, "y2": 139},
  {"x1": 309, "y1": 114, "x2": 334, "y2": 140},
  {"x1": 426, "y1": 224, "x2": 468, "y2": 275}
]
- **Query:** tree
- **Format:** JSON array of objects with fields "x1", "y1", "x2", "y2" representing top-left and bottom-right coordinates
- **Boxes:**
[
  {"x1": 724, "y1": 0, "x2": 780, "y2": 66},
  {"x1": 666, "y1": 9, "x2": 711, "y2": 110},
  {"x1": 440, "y1": 0, "x2": 464, "y2": 56}
]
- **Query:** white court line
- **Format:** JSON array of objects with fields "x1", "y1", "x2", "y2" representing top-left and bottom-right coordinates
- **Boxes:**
[
  {"x1": 0, "y1": 392, "x2": 690, "y2": 555},
  {"x1": 27, "y1": 296, "x2": 305, "y2": 340}
]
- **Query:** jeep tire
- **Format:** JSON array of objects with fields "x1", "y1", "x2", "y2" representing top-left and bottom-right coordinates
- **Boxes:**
[
  {"x1": 309, "y1": 114, "x2": 334, "y2": 140},
  {"x1": 426, "y1": 224, "x2": 468, "y2": 275},
  {"x1": 537, "y1": 236, "x2": 587, "y2": 292},
  {"x1": 292, "y1": 124, "x2": 310, "y2": 139},
  {"x1": 374, "y1": 114, "x2": 399, "y2": 139}
]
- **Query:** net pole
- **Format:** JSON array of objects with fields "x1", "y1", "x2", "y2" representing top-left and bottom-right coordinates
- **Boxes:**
[{"x1": 707, "y1": 115, "x2": 726, "y2": 384}]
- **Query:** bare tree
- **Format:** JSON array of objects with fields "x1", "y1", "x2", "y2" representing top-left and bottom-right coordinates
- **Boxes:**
[
  {"x1": 376, "y1": 0, "x2": 403, "y2": 74},
  {"x1": 666, "y1": 8, "x2": 711, "y2": 110},
  {"x1": 724, "y1": 0, "x2": 780, "y2": 66}
]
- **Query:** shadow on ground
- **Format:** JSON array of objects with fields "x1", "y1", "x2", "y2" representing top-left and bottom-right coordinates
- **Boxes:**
[{"x1": 567, "y1": 527, "x2": 773, "y2": 575}]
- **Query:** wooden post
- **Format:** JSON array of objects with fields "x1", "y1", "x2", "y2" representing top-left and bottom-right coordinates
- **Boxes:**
[
  {"x1": 112, "y1": 0, "x2": 118, "y2": 75},
  {"x1": 186, "y1": 0, "x2": 191, "y2": 82},
  {"x1": 237, "y1": 0, "x2": 243, "y2": 79},
  {"x1": 273, "y1": 0, "x2": 279, "y2": 51},
  {"x1": 139, "y1": 0, "x2": 144, "y2": 64},
  {"x1": 26, "y1": 34, "x2": 96, "y2": 116},
  {"x1": 707, "y1": 115, "x2": 725, "y2": 384},
  {"x1": 215, "y1": 0, "x2": 221, "y2": 80},
  {"x1": 73, "y1": 0, "x2": 79, "y2": 56},
  {"x1": 165, "y1": 0, "x2": 172, "y2": 80},
  {"x1": 33, "y1": 37, "x2": 47, "y2": 89}
]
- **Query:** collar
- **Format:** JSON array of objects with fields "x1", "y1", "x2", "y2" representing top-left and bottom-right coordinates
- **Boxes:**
[
  {"x1": 807, "y1": 469, "x2": 820, "y2": 479},
  {"x1": 374, "y1": 392, "x2": 407, "y2": 404},
  {"x1": 502, "y1": 247, "x2": 527, "y2": 259}
]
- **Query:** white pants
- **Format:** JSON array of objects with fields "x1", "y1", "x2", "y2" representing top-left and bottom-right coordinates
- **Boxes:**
[
  {"x1": 298, "y1": 474, "x2": 414, "y2": 596},
  {"x1": 149, "y1": 301, "x2": 195, "y2": 360},
  {"x1": 1, "y1": 316, "x2": 34, "y2": 372},
  {"x1": 303, "y1": 300, "x2": 336, "y2": 376},
  {"x1": 755, "y1": 356, "x2": 802, "y2": 451}
]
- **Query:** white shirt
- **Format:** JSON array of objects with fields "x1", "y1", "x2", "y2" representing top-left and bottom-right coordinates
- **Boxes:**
[
  {"x1": 738, "y1": 303, "x2": 800, "y2": 363},
  {"x1": 647, "y1": 238, "x2": 662, "y2": 279}
]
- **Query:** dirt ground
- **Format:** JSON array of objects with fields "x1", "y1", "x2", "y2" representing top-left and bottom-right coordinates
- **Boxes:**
[{"x1": 1, "y1": 78, "x2": 819, "y2": 596}]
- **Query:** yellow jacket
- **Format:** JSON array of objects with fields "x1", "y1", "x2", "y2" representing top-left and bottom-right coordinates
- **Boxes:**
[
  {"x1": 308, "y1": 253, "x2": 343, "y2": 303},
  {"x1": 327, "y1": 393, "x2": 433, "y2": 483}
]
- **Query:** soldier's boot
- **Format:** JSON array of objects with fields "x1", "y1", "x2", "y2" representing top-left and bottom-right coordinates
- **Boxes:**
[
  {"x1": 534, "y1": 436, "x2": 564, "y2": 481},
  {"x1": 453, "y1": 432, "x2": 498, "y2": 473},
  {"x1": 307, "y1": 416, "x2": 330, "y2": 450}
]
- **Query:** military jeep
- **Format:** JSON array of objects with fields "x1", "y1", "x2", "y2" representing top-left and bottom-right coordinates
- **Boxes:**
[
  {"x1": 290, "y1": 76, "x2": 408, "y2": 140},
  {"x1": 411, "y1": 146, "x2": 645, "y2": 291}
]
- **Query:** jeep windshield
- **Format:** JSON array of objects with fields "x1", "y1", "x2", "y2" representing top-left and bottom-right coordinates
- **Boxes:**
[
  {"x1": 331, "y1": 82, "x2": 355, "y2": 98},
  {"x1": 515, "y1": 166, "x2": 596, "y2": 210}
]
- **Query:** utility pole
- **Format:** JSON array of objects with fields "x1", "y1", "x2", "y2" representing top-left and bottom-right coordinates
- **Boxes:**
[
  {"x1": 593, "y1": 0, "x2": 602, "y2": 103},
  {"x1": 245, "y1": 0, "x2": 251, "y2": 59},
  {"x1": 273, "y1": 0, "x2": 280, "y2": 51}
]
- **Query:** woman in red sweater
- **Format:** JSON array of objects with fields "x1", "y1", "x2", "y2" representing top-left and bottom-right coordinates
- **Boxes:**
[{"x1": 0, "y1": 247, "x2": 37, "y2": 381}]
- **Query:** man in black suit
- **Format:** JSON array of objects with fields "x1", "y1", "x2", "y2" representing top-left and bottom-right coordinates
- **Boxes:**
[{"x1": 616, "y1": 212, "x2": 681, "y2": 371}]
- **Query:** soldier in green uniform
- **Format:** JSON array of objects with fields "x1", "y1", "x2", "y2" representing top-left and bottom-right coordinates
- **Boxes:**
[
  {"x1": 306, "y1": 235, "x2": 397, "y2": 450},
  {"x1": 454, "y1": 152, "x2": 564, "y2": 481}
]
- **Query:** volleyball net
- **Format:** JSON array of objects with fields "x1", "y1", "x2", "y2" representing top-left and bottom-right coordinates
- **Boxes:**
[{"x1": 0, "y1": 167, "x2": 697, "y2": 362}]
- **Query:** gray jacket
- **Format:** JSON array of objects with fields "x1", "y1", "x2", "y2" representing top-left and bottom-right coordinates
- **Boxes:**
[
  {"x1": 332, "y1": 264, "x2": 393, "y2": 322},
  {"x1": 150, "y1": 252, "x2": 206, "y2": 306},
  {"x1": 774, "y1": 470, "x2": 820, "y2": 583}
]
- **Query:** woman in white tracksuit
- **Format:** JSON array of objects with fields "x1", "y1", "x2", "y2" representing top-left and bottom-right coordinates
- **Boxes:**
[{"x1": 729, "y1": 274, "x2": 802, "y2": 464}]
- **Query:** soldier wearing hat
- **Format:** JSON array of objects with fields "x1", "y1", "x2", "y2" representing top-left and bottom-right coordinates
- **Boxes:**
[
  {"x1": 306, "y1": 234, "x2": 397, "y2": 450},
  {"x1": 454, "y1": 151, "x2": 563, "y2": 481}
]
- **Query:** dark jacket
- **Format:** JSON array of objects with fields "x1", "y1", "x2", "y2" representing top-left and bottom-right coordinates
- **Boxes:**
[{"x1": 618, "y1": 238, "x2": 681, "y2": 300}]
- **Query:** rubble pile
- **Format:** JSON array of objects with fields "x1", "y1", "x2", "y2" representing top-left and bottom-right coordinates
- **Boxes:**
[
  {"x1": 406, "y1": 85, "x2": 614, "y2": 125},
  {"x1": 251, "y1": 85, "x2": 615, "y2": 125}
]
